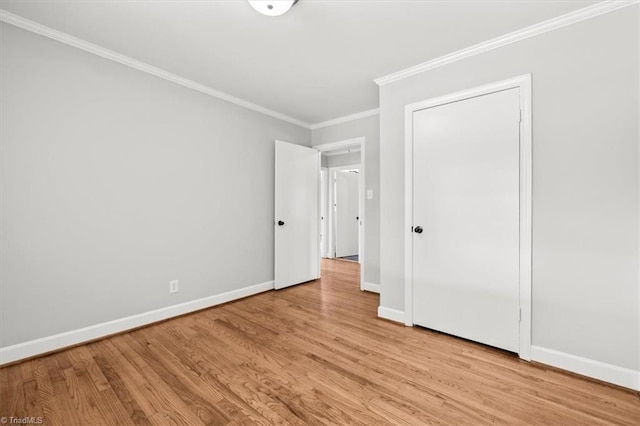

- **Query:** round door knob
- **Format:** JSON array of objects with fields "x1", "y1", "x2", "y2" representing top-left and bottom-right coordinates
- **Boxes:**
[
  {"x1": 278, "y1": 220, "x2": 285, "y2": 226},
  {"x1": 414, "y1": 226, "x2": 423, "y2": 234}
]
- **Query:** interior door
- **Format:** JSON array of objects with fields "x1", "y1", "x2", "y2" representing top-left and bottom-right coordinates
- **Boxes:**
[
  {"x1": 335, "y1": 170, "x2": 359, "y2": 258},
  {"x1": 412, "y1": 88, "x2": 521, "y2": 352},
  {"x1": 274, "y1": 140, "x2": 320, "y2": 290},
  {"x1": 320, "y1": 169, "x2": 328, "y2": 257}
]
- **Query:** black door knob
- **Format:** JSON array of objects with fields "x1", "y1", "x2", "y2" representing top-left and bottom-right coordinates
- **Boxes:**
[
  {"x1": 278, "y1": 220, "x2": 285, "y2": 226},
  {"x1": 414, "y1": 226, "x2": 423, "y2": 234}
]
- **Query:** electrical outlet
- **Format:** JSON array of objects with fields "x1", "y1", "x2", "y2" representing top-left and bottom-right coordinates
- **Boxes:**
[
  {"x1": 169, "y1": 280, "x2": 179, "y2": 294},
  {"x1": 367, "y1": 189, "x2": 374, "y2": 200}
]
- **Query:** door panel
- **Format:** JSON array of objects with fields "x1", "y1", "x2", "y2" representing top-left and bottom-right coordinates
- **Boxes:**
[
  {"x1": 412, "y1": 88, "x2": 521, "y2": 352},
  {"x1": 335, "y1": 170, "x2": 359, "y2": 258},
  {"x1": 320, "y1": 169, "x2": 328, "y2": 258},
  {"x1": 275, "y1": 141, "x2": 320, "y2": 290}
]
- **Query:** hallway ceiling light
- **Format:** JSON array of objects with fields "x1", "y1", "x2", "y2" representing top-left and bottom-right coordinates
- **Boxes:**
[{"x1": 248, "y1": 0, "x2": 298, "y2": 17}]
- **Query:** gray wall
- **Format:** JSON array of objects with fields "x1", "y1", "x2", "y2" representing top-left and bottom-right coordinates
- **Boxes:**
[
  {"x1": 0, "y1": 23, "x2": 311, "y2": 347},
  {"x1": 379, "y1": 7, "x2": 639, "y2": 370},
  {"x1": 312, "y1": 115, "x2": 380, "y2": 286},
  {"x1": 321, "y1": 151, "x2": 361, "y2": 168}
]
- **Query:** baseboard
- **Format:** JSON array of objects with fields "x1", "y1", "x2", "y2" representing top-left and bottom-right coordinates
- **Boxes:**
[
  {"x1": 377, "y1": 306, "x2": 405, "y2": 324},
  {"x1": 0, "y1": 280, "x2": 274, "y2": 366},
  {"x1": 531, "y1": 346, "x2": 639, "y2": 391},
  {"x1": 362, "y1": 282, "x2": 380, "y2": 293}
]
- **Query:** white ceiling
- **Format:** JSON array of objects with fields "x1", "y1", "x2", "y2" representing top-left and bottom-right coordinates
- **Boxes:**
[{"x1": 0, "y1": 0, "x2": 598, "y2": 125}]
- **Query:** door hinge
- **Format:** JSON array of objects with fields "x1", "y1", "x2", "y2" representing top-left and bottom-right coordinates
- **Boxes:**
[
  {"x1": 519, "y1": 109, "x2": 522, "y2": 123},
  {"x1": 519, "y1": 308, "x2": 522, "y2": 322}
]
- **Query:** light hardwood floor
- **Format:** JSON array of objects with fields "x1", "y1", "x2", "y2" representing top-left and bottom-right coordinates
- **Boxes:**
[{"x1": 1, "y1": 259, "x2": 638, "y2": 425}]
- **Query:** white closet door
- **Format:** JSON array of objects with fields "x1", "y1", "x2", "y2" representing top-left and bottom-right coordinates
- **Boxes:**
[
  {"x1": 412, "y1": 88, "x2": 521, "y2": 352},
  {"x1": 335, "y1": 170, "x2": 359, "y2": 258}
]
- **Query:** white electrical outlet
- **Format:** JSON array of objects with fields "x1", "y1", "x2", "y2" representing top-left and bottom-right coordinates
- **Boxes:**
[
  {"x1": 169, "y1": 280, "x2": 179, "y2": 294},
  {"x1": 367, "y1": 189, "x2": 374, "y2": 200}
]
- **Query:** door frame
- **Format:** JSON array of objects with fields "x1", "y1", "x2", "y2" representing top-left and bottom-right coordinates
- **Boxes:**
[
  {"x1": 403, "y1": 75, "x2": 532, "y2": 360},
  {"x1": 315, "y1": 137, "x2": 365, "y2": 291}
]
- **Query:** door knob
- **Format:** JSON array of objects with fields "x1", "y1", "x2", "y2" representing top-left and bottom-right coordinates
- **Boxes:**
[
  {"x1": 414, "y1": 226, "x2": 423, "y2": 234},
  {"x1": 277, "y1": 220, "x2": 285, "y2": 226}
]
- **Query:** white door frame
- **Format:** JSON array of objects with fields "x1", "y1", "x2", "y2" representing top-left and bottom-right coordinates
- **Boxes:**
[
  {"x1": 403, "y1": 75, "x2": 532, "y2": 360},
  {"x1": 315, "y1": 137, "x2": 365, "y2": 291}
]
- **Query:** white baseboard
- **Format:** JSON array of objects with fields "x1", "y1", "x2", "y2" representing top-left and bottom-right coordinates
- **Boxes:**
[
  {"x1": 377, "y1": 306, "x2": 405, "y2": 324},
  {"x1": 0, "y1": 280, "x2": 274, "y2": 366},
  {"x1": 531, "y1": 346, "x2": 639, "y2": 391},
  {"x1": 362, "y1": 282, "x2": 380, "y2": 293}
]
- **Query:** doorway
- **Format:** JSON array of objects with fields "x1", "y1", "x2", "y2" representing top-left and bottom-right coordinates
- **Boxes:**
[
  {"x1": 315, "y1": 138, "x2": 365, "y2": 290},
  {"x1": 326, "y1": 165, "x2": 360, "y2": 261}
]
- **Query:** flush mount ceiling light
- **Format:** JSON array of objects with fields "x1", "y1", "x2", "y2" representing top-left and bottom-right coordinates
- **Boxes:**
[{"x1": 248, "y1": 0, "x2": 298, "y2": 17}]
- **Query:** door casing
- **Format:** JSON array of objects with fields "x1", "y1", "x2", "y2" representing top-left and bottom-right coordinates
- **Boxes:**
[{"x1": 403, "y1": 75, "x2": 532, "y2": 360}]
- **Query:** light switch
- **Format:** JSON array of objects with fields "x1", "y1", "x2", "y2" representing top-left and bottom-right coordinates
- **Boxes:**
[{"x1": 367, "y1": 189, "x2": 373, "y2": 200}]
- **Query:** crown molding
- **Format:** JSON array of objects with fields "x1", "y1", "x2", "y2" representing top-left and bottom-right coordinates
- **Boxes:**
[
  {"x1": 375, "y1": 0, "x2": 639, "y2": 86},
  {"x1": 0, "y1": 9, "x2": 312, "y2": 129},
  {"x1": 310, "y1": 108, "x2": 379, "y2": 130}
]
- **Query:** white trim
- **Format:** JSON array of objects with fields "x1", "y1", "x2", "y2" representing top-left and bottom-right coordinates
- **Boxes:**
[
  {"x1": 314, "y1": 137, "x2": 365, "y2": 153},
  {"x1": 403, "y1": 95, "x2": 414, "y2": 328},
  {"x1": 310, "y1": 108, "x2": 380, "y2": 130},
  {"x1": 316, "y1": 151, "x2": 322, "y2": 279},
  {"x1": 0, "y1": 281, "x2": 274, "y2": 366},
  {"x1": 637, "y1": 0, "x2": 640, "y2": 388},
  {"x1": 518, "y1": 76, "x2": 533, "y2": 361},
  {"x1": 323, "y1": 147, "x2": 361, "y2": 157},
  {"x1": 375, "y1": 0, "x2": 638, "y2": 86},
  {"x1": 362, "y1": 282, "x2": 380, "y2": 293},
  {"x1": 404, "y1": 74, "x2": 533, "y2": 361},
  {"x1": 531, "y1": 346, "x2": 640, "y2": 391},
  {"x1": 377, "y1": 306, "x2": 405, "y2": 324},
  {"x1": 0, "y1": 9, "x2": 311, "y2": 129}
]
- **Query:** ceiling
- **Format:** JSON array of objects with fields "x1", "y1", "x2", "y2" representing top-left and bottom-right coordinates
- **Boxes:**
[{"x1": 0, "y1": 0, "x2": 598, "y2": 126}]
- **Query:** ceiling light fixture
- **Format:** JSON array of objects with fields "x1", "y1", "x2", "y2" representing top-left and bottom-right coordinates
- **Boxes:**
[{"x1": 248, "y1": 0, "x2": 298, "y2": 17}]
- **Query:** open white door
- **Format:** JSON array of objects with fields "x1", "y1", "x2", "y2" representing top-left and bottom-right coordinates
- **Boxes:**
[
  {"x1": 275, "y1": 140, "x2": 320, "y2": 290},
  {"x1": 335, "y1": 170, "x2": 359, "y2": 258}
]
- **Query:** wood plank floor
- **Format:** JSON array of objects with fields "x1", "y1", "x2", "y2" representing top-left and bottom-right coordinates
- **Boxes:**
[{"x1": 1, "y1": 259, "x2": 638, "y2": 425}]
